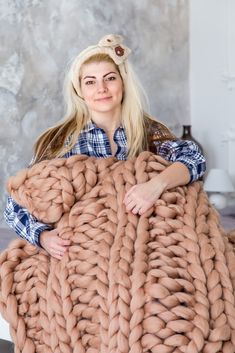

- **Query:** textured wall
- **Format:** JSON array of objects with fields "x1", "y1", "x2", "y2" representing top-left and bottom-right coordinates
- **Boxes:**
[{"x1": 0, "y1": 0, "x2": 189, "y2": 227}]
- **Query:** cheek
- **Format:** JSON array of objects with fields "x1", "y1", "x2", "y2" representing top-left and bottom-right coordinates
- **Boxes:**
[
  {"x1": 119, "y1": 87, "x2": 124, "y2": 102},
  {"x1": 114, "y1": 82, "x2": 123, "y2": 99},
  {"x1": 81, "y1": 87, "x2": 93, "y2": 102}
]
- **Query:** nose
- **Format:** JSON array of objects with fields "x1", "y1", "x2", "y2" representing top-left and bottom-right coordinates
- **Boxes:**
[{"x1": 97, "y1": 80, "x2": 107, "y2": 93}]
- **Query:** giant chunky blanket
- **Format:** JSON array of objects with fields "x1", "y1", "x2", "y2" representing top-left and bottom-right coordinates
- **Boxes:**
[{"x1": 1, "y1": 152, "x2": 235, "y2": 353}]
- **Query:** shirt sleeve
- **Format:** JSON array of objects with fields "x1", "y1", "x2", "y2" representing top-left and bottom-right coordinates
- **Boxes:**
[
  {"x1": 4, "y1": 195, "x2": 52, "y2": 247},
  {"x1": 153, "y1": 139, "x2": 206, "y2": 182}
]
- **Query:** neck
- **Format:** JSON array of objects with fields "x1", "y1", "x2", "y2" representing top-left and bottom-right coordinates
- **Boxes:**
[{"x1": 90, "y1": 108, "x2": 122, "y2": 132}]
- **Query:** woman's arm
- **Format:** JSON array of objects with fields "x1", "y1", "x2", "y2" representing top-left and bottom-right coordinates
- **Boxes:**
[
  {"x1": 4, "y1": 196, "x2": 52, "y2": 246},
  {"x1": 124, "y1": 162, "x2": 190, "y2": 215},
  {"x1": 4, "y1": 196, "x2": 70, "y2": 258},
  {"x1": 124, "y1": 139, "x2": 206, "y2": 214},
  {"x1": 150, "y1": 160, "x2": 190, "y2": 190},
  {"x1": 155, "y1": 139, "x2": 206, "y2": 182}
]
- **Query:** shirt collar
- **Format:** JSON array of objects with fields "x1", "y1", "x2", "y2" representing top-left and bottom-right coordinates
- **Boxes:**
[
  {"x1": 81, "y1": 121, "x2": 97, "y2": 132},
  {"x1": 81, "y1": 120, "x2": 124, "y2": 133}
]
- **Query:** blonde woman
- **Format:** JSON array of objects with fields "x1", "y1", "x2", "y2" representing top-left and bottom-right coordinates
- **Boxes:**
[{"x1": 4, "y1": 34, "x2": 206, "y2": 259}]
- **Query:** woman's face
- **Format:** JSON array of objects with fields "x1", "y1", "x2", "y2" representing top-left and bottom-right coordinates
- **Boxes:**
[{"x1": 80, "y1": 61, "x2": 123, "y2": 117}]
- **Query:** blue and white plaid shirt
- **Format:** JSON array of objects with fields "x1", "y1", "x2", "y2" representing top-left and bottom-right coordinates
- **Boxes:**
[{"x1": 4, "y1": 121, "x2": 206, "y2": 247}]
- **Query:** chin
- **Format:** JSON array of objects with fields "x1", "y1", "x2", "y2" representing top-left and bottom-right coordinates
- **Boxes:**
[{"x1": 93, "y1": 104, "x2": 120, "y2": 113}]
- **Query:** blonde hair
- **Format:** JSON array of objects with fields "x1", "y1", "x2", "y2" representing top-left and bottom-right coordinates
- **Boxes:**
[{"x1": 33, "y1": 51, "x2": 152, "y2": 163}]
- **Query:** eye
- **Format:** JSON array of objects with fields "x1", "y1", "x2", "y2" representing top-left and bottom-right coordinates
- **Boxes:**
[
  {"x1": 84, "y1": 80, "x2": 95, "y2": 85},
  {"x1": 105, "y1": 75, "x2": 116, "y2": 81}
]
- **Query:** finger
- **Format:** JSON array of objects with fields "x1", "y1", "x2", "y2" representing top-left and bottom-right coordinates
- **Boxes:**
[
  {"x1": 139, "y1": 203, "x2": 154, "y2": 216},
  {"x1": 125, "y1": 200, "x2": 136, "y2": 212},
  {"x1": 123, "y1": 194, "x2": 131, "y2": 204},
  {"x1": 52, "y1": 244, "x2": 69, "y2": 253},
  {"x1": 123, "y1": 196, "x2": 134, "y2": 206},
  {"x1": 58, "y1": 238, "x2": 71, "y2": 246},
  {"x1": 51, "y1": 250, "x2": 64, "y2": 260},
  {"x1": 124, "y1": 185, "x2": 137, "y2": 201},
  {"x1": 132, "y1": 205, "x2": 141, "y2": 215},
  {"x1": 138, "y1": 206, "x2": 145, "y2": 215},
  {"x1": 54, "y1": 253, "x2": 63, "y2": 260},
  {"x1": 53, "y1": 235, "x2": 71, "y2": 247},
  {"x1": 49, "y1": 230, "x2": 70, "y2": 245}
]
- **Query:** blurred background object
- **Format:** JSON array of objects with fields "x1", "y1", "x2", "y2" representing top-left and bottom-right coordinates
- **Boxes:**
[{"x1": 204, "y1": 168, "x2": 235, "y2": 209}]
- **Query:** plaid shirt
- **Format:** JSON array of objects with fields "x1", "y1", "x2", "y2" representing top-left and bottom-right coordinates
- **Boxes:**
[{"x1": 4, "y1": 121, "x2": 206, "y2": 246}]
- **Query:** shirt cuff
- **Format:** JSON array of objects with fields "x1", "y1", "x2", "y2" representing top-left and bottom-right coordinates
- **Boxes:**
[
  {"x1": 175, "y1": 157, "x2": 197, "y2": 183},
  {"x1": 29, "y1": 223, "x2": 52, "y2": 247}
]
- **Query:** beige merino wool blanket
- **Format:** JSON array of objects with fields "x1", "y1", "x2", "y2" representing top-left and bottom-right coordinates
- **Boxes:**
[{"x1": 1, "y1": 152, "x2": 235, "y2": 353}]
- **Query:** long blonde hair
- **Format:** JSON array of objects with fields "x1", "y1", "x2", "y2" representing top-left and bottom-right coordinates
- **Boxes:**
[{"x1": 33, "y1": 53, "x2": 154, "y2": 163}]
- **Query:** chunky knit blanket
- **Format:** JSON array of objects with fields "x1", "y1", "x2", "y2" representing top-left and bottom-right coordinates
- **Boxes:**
[{"x1": 1, "y1": 152, "x2": 235, "y2": 353}]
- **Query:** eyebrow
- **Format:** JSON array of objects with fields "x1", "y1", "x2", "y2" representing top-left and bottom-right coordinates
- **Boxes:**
[{"x1": 83, "y1": 71, "x2": 118, "y2": 80}]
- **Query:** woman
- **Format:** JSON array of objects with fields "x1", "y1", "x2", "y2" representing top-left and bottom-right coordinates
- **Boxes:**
[{"x1": 4, "y1": 34, "x2": 206, "y2": 259}]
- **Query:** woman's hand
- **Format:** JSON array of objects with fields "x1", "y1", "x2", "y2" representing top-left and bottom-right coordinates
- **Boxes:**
[
  {"x1": 123, "y1": 177, "x2": 166, "y2": 215},
  {"x1": 123, "y1": 162, "x2": 190, "y2": 215},
  {"x1": 40, "y1": 229, "x2": 71, "y2": 260}
]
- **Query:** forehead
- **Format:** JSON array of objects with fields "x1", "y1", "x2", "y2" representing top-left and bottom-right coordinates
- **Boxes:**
[{"x1": 80, "y1": 61, "x2": 119, "y2": 78}]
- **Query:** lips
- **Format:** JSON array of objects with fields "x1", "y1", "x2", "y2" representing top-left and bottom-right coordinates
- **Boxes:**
[{"x1": 95, "y1": 96, "x2": 112, "y2": 101}]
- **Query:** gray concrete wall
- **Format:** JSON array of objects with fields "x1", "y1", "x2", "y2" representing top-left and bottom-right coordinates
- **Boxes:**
[{"x1": 0, "y1": 0, "x2": 189, "y2": 227}]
